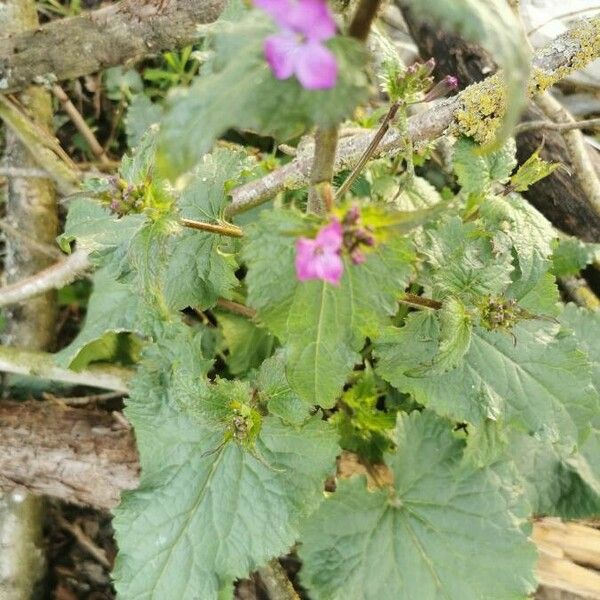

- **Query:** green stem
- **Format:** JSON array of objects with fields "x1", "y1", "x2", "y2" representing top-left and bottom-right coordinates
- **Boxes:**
[
  {"x1": 307, "y1": 127, "x2": 339, "y2": 215},
  {"x1": 180, "y1": 218, "x2": 243, "y2": 237},
  {"x1": 399, "y1": 293, "x2": 442, "y2": 310}
]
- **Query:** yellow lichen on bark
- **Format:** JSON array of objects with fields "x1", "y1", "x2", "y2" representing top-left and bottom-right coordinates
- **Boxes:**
[{"x1": 451, "y1": 15, "x2": 600, "y2": 145}]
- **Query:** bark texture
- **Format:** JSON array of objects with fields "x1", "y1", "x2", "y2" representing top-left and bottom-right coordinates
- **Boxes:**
[
  {"x1": 0, "y1": 0, "x2": 226, "y2": 94},
  {"x1": 0, "y1": 401, "x2": 139, "y2": 511},
  {"x1": 400, "y1": 6, "x2": 600, "y2": 241},
  {"x1": 0, "y1": 1, "x2": 60, "y2": 596}
]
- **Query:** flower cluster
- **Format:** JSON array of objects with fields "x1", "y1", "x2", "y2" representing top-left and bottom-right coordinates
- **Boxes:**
[
  {"x1": 341, "y1": 205, "x2": 375, "y2": 265},
  {"x1": 101, "y1": 176, "x2": 145, "y2": 217},
  {"x1": 295, "y1": 206, "x2": 375, "y2": 285},
  {"x1": 255, "y1": 0, "x2": 338, "y2": 90}
]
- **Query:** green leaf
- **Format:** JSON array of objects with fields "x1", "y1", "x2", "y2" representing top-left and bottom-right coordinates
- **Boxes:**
[
  {"x1": 427, "y1": 296, "x2": 472, "y2": 374},
  {"x1": 419, "y1": 216, "x2": 514, "y2": 303},
  {"x1": 217, "y1": 311, "x2": 275, "y2": 376},
  {"x1": 114, "y1": 338, "x2": 339, "y2": 599},
  {"x1": 125, "y1": 94, "x2": 164, "y2": 149},
  {"x1": 160, "y1": 149, "x2": 249, "y2": 310},
  {"x1": 56, "y1": 267, "x2": 142, "y2": 368},
  {"x1": 509, "y1": 146, "x2": 560, "y2": 192},
  {"x1": 480, "y1": 194, "x2": 555, "y2": 301},
  {"x1": 453, "y1": 137, "x2": 516, "y2": 195},
  {"x1": 393, "y1": 175, "x2": 443, "y2": 210},
  {"x1": 159, "y1": 12, "x2": 368, "y2": 177},
  {"x1": 376, "y1": 316, "x2": 599, "y2": 447},
  {"x1": 299, "y1": 411, "x2": 536, "y2": 600},
  {"x1": 551, "y1": 238, "x2": 600, "y2": 278},
  {"x1": 405, "y1": 0, "x2": 529, "y2": 146},
  {"x1": 58, "y1": 197, "x2": 145, "y2": 261},
  {"x1": 507, "y1": 431, "x2": 600, "y2": 519},
  {"x1": 330, "y1": 366, "x2": 399, "y2": 462},
  {"x1": 244, "y1": 208, "x2": 414, "y2": 407},
  {"x1": 162, "y1": 230, "x2": 238, "y2": 310},
  {"x1": 257, "y1": 351, "x2": 313, "y2": 425}
]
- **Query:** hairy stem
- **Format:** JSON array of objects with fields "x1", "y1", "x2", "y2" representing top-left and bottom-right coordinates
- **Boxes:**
[
  {"x1": 0, "y1": 248, "x2": 91, "y2": 308},
  {"x1": 215, "y1": 298, "x2": 257, "y2": 319},
  {"x1": 307, "y1": 127, "x2": 339, "y2": 215},
  {"x1": 180, "y1": 218, "x2": 243, "y2": 237},
  {"x1": 399, "y1": 293, "x2": 442, "y2": 310}
]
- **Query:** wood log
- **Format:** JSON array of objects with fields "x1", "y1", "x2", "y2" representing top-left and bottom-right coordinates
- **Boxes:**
[
  {"x1": 0, "y1": 401, "x2": 139, "y2": 510},
  {"x1": 0, "y1": 0, "x2": 226, "y2": 94},
  {"x1": 400, "y1": 5, "x2": 600, "y2": 242}
]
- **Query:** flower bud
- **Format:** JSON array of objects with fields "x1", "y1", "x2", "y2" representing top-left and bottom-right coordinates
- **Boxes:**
[{"x1": 423, "y1": 75, "x2": 459, "y2": 102}]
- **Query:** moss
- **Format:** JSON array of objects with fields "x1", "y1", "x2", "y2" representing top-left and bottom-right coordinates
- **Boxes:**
[{"x1": 450, "y1": 15, "x2": 600, "y2": 145}]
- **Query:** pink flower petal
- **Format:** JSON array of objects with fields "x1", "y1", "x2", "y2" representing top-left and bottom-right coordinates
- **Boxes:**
[
  {"x1": 315, "y1": 219, "x2": 343, "y2": 251},
  {"x1": 295, "y1": 238, "x2": 320, "y2": 280},
  {"x1": 294, "y1": 40, "x2": 338, "y2": 90},
  {"x1": 264, "y1": 32, "x2": 300, "y2": 80},
  {"x1": 288, "y1": 0, "x2": 336, "y2": 40},
  {"x1": 254, "y1": 0, "x2": 294, "y2": 25},
  {"x1": 314, "y1": 252, "x2": 344, "y2": 285}
]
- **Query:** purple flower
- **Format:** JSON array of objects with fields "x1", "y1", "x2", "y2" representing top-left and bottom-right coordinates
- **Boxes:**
[
  {"x1": 255, "y1": 0, "x2": 338, "y2": 90},
  {"x1": 295, "y1": 219, "x2": 344, "y2": 284}
]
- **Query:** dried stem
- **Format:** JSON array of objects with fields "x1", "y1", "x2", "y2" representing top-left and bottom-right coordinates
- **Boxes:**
[
  {"x1": 226, "y1": 17, "x2": 600, "y2": 217},
  {"x1": 335, "y1": 101, "x2": 400, "y2": 200},
  {"x1": 0, "y1": 219, "x2": 63, "y2": 260},
  {"x1": 560, "y1": 277, "x2": 600, "y2": 310},
  {"x1": 515, "y1": 117, "x2": 600, "y2": 134},
  {"x1": 180, "y1": 218, "x2": 243, "y2": 237},
  {"x1": 0, "y1": 166, "x2": 48, "y2": 178},
  {"x1": 51, "y1": 84, "x2": 111, "y2": 166}
]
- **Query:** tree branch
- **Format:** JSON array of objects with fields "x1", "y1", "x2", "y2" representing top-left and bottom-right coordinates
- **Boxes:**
[
  {"x1": 0, "y1": 345, "x2": 132, "y2": 392},
  {"x1": 1, "y1": 18, "x2": 598, "y2": 307},
  {"x1": 226, "y1": 16, "x2": 600, "y2": 217},
  {"x1": 0, "y1": 0, "x2": 226, "y2": 94},
  {"x1": 0, "y1": 248, "x2": 91, "y2": 308}
]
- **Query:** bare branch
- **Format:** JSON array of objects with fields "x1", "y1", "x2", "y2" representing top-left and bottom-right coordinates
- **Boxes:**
[
  {"x1": 0, "y1": 247, "x2": 91, "y2": 308},
  {"x1": 515, "y1": 117, "x2": 600, "y2": 134}
]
